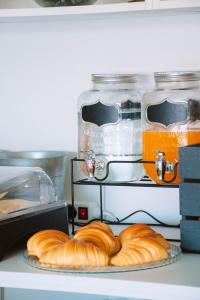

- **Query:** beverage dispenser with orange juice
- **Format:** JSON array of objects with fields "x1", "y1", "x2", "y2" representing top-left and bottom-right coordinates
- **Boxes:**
[{"x1": 142, "y1": 71, "x2": 200, "y2": 184}]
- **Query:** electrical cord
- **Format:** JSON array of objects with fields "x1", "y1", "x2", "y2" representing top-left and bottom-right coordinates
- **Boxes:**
[
  {"x1": 69, "y1": 209, "x2": 180, "y2": 228},
  {"x1": 117, "y1": 209, "x2": 179, "y2": 227}
]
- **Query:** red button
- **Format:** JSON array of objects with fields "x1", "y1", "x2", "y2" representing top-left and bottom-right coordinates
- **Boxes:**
[{"x1": 78, "y1": 207, "x2": 88, "y2": 220}]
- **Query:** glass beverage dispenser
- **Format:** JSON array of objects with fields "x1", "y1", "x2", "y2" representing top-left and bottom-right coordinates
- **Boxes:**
[
  {"x1": 78, "y1": 74, "x2": 144, "y2": 182},
  {"x1": 142, "y1": 71, "x2": 200, "y2": 184}
]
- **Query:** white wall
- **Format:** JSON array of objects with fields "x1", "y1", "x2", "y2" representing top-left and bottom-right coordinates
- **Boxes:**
[
  {"x1": 0, "y1": 12, "x2": 199, "y2": 235},
  {"x1": 0, "y1": 13, "x2": 200, "y2": 151}
]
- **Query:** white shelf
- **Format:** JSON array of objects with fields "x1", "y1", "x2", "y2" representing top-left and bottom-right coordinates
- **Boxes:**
[
  {"x1": 0, "y1": 2, "x2": 200, "y2": 22},
  {"x1": 0, "y1": 2, "x2": 147, "y2": 22},
  {"x1": 0, "y1": 248, "x2": 200, "y2": 299}
]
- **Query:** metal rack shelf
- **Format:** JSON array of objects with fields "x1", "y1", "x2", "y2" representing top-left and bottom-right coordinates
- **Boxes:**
[
  {"x1": 73, "y1": 178, "x2": 179, "y2": 188},
  {"x1": 70, "y1": 157, "x2": 179, "y2": 234}
]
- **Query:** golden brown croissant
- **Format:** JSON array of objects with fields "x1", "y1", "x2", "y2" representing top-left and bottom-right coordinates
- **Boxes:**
[
  {"x1": 74, "y1": 225, "x2": 120, "y2": 256},
  {"x1": 110, "y1": 237, "x2": 169, "y2": 267},
  {"x1": 27, "y1": 229, "x2": 70, "y2": 258},
  {"x1": 39, "y1": 239, "x2": 109, "y2": 268},
  {"x1": 119, "y1": 224, "x2": 170, "y2": 249}
]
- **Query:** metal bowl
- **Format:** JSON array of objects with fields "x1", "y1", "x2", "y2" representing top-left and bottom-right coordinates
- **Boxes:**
[
  {"x1": 0, "y1": 151, "x2": 69, "y2": 201},
  {"x1": 34, "y1": 0, "x2": 96, "y2": 6}
]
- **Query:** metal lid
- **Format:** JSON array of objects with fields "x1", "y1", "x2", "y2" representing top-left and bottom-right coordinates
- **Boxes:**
[
  {"x1": 154, "y1": 71, "x2": 200, "y2": 82},
  {"x1": 91, "y1": 74, "x2": 138, "y2": 83}
]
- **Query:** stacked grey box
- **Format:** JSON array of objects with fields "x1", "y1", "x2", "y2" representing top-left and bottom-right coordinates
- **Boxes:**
[{"x1": 179, "y1": 143, "x2": 200, "y2": 253}]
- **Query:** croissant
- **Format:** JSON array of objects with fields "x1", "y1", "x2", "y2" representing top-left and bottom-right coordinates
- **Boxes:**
[
  {"x1": 119, "y1": 224, "x2": 170, "y2": 249},
  {"x1": 119, "y1": 224, "x2": 155, "y2": 244},
  {"x1": 110, "y1": 237, "x2": 169, "y2": 267},
  {"x1": 74, "y1": 225, "x2": 120, "y2": 256},
  {"x1": 146, "y1": 232, "x2": 170, "y2": 249},
  {"x1": 78, "y1": 221, "x2": 113, "y2": 234},
  {"x1": 39, "y1": 239, "x2": 109, "y2": 268},
  {"x1": 27, "y1": 229, "x2": 70, "y2": 258}
]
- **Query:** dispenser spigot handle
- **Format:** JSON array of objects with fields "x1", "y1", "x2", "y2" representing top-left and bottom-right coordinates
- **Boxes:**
[
  {"x1": 156, "y1": 150, "x2": 166, "y2": 181},
  {"x1": 155, "y1": 150, "x2": 175, "y2": 182}
]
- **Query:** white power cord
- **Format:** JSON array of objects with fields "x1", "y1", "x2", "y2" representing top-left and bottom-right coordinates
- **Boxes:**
[{"x1": 102, "y1": 210, "x2": 119, "y2": 222}]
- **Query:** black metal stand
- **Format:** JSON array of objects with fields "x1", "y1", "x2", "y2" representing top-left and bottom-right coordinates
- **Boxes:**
[{"x1": 71, "y1": 157, "x2": 179, "y2": 235}]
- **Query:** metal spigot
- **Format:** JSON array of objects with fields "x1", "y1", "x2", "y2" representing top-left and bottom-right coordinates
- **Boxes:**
[
  {"x1": 85, "y1": 150, "x2": 96, "y2": 178},
  {"x1": 156, "y1": 151, "x2": 174, "y2": 181}
]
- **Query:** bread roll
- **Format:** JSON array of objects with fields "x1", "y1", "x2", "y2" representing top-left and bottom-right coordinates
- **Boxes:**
[
  {"x1": 111, "y1": 237, "x2": 169, "y2": 267},
  {"x1": 74, "y1": 225, "x2": 120, "y2": 256},
  {"x1": 0, "y1": 199, "x2": 38, "y2": 213},
  {"x1": 27, "y1": 229, "x2": 70, "y2": 257},
  {"x1": 40, "y1": 239, "x2": 109, "y2": 268}
]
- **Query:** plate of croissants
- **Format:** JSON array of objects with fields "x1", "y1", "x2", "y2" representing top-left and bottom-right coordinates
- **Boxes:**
[{"x1": 25, "y1": 222, "x2": 181, "y2": 273}]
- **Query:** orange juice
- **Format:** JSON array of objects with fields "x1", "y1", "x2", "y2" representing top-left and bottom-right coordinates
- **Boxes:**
[{"x1": 142, "y1": 130, "x2": 200, "y2": 184}]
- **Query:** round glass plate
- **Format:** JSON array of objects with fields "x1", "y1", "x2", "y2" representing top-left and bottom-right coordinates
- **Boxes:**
[{"x1": 24, "y1": 243, "x2": 181, "y2": 274}]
